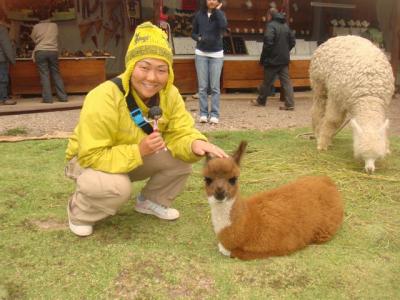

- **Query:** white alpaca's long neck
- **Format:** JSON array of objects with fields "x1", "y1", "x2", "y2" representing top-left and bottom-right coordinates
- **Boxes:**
[
  {"x1": 350, "y1": 97, "x2": 387, "y2": 124},
  {"x1": 208, "y1": 196, "x2": 237, "y2": 235}
]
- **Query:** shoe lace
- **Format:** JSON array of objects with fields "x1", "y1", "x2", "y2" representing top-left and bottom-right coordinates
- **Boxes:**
[{"x1": 147, "y1": 200, "x2": 169, "y2": 215}]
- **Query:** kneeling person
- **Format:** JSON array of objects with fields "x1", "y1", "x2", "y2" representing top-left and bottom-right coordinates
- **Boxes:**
[{"x1": 65, "y1": 22, "x2": 227, "y2": 236}]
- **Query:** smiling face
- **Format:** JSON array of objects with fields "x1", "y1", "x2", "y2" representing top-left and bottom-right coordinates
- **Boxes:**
[{"x1": 130, "y1": 58, "x2": 169, "y2": 101}]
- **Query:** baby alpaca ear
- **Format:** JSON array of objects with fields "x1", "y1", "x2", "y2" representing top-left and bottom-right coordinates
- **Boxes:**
[
  {"x1": 205, "y1": 153, "x2": 213, "y2": 162},
  {"x1": 232, "y1": 141, "x2": 248, "y2": 165}
]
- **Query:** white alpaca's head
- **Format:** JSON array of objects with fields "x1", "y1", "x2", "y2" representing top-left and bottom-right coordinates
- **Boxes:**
[
  {"x1": 203, "y1": 141, "x2": 247, "y2": 204},
  {"x1": 350, "y1": 118, "x2": 390, "y2": 173}
]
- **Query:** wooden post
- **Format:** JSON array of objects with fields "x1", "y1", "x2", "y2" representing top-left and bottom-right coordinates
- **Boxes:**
[
  {"x1": 153, "y1": 0, "x2": 161, "y2": 25},
  {"x1": 391, "y1": 0, "x2": 400, "y2": 88}
]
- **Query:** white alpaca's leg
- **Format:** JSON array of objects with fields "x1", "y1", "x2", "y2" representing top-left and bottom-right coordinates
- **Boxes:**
[
  {"x1": 218, "y1": 243, "x2": 231, "y2": 257},
  {"x1": 311, "y1": 82, "x2": 327, "y2": 137},
  {"x1": 317, "y1": 97, "x2": 346, "y2": 151}
]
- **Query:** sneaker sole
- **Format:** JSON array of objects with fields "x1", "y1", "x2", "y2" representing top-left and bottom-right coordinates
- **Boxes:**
[
  {"x1": 67, "y1": 202, "x2": 93, "y2": 236},
  {"x1": 68, "y1": 220, "x2": 93, "y2": 236},
  {"x1": 135, "y1": 206, "x2": 179, "y2": 220}
]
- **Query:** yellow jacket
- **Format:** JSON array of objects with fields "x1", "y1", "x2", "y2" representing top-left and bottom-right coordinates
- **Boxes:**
[{"x1": 66, "y1": 78, "x2": 207, "y2": 173}]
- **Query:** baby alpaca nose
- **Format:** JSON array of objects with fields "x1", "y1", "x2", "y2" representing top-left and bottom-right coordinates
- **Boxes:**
[{"x1": 214, "y1": 187, "x2": 226, "y2": 201}]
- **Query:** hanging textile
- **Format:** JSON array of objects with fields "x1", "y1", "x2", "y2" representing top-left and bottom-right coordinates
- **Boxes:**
[{"x1": 181, "y1": 0, "x2": 196, "y2": 11}]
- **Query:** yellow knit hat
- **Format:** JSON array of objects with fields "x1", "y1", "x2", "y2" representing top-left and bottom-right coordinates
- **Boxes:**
[{"x1": 122, "y1": 21, "x2": 174, "y2": 96}]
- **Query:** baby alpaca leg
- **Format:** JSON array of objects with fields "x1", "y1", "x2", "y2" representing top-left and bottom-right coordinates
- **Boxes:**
[
  {"x1": 311, "y1": 83, "x2": 327, "y2": 137},
  {"x1": 317, "y1": 98, "x2": 345, "y2": 150},
  {"x1": 218, "y1": 243, "x2": 231, "y2": 257},
  {"x1": 312, "y1": 228, "x2": 336, "y2": 243}
]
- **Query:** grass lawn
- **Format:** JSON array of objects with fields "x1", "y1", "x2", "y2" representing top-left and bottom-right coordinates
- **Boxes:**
[{"x1": 0, "y1": 129, "x2": 399, "y2": 299}]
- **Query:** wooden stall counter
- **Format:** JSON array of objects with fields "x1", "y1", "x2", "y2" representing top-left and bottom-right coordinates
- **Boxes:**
[
  {"x1": 173, "y1": 55, "x2": 197, "y2": 95},
  {"x1": 222, "y1": 55, "x2": 311, "y2": 91},
  {"x1": 10, "y1": 56, "x2": 115, "y2": 96},
  {"x1": 172, "y1": 55, "x2": 311, "y2": 95}
]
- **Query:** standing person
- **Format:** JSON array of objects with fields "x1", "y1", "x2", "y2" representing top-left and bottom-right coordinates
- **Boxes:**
[
  {"x1": 30, "y1": 9, "x2": 67, "y2": 103},
  {"x1": 0, "y1": 8, "x2": 16, "y2": 105},
  {"x1": 252, "y1": 8, "x2": 296, "y2": 110},
  {"x1": 191, "y1": 0, "x2": 227, "y2": 124},
  {"x1": 65, "y1": 22, "x2": 227, "y2": 237}
]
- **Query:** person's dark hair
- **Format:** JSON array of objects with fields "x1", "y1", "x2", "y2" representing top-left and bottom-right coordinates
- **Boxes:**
[
  {"x1": 162, "y1": 6, "x2": 169, "y2": 14},
  {"x1": 36, "y1": 8, "x2": 51, "y2": 21},
  {"x1": 198, "y1": 0, "x2": 207, "y2": 12},
  {"x1": 198, "y1": 0, "x2": 222, "y2": 11}
]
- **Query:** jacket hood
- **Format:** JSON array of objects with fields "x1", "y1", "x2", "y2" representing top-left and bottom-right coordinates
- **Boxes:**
[{"x1": 272, "y1": 12, "x2": 286, "y2": 23}]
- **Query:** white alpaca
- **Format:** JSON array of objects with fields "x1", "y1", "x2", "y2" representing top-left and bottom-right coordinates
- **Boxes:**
[{"x1": 309, "y1": 35, "x2": 394, "y2": 173}]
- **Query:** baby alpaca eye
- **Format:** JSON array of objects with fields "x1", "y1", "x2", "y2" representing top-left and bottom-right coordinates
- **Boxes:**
[
  {"x1": 228, "y1": 177, "x2": 237, "y2": 185},
  {"x1": 204, "y1": 177, "x2": 213, "y2": 185}
]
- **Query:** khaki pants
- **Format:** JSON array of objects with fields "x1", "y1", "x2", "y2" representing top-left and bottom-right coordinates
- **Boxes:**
[{"x1": 65, "y1": 150, "x2": 192, "y2": 225}]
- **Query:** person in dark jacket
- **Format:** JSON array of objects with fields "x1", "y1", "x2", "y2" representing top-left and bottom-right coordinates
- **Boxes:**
[
  {"x1": 252, "y1": 8, "x2": 296, "y2": 110},
  {"x1": 191, "y1": 0, "x2": 227, "y2": 124},
  {"x1": 0, "y1": 8, "x2": 16, "y2": 105}
]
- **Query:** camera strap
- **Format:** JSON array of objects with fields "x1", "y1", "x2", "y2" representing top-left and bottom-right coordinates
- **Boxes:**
[{"x1": 109, "y1": 77, "x2": 154, "y2": 135}]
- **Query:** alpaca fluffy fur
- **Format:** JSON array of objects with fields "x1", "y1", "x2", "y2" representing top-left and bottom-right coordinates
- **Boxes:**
[
  {"x1": 203, "y1": 141, "x2": 344, "y2": 260},
  {"x1": 309, "y1": 35, "x2": 394, "y2": 173}
]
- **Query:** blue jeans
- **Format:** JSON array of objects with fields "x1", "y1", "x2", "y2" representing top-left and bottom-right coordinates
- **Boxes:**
[
  {"x1": 0, "y1": 62, "x2": 9, "y2": 101},
  {"x1": 35, "y1": 50, "x2": 67, "y2": 102},
  {"x1": 195, "y1": 55, "x2": 223, "y2": 118}
]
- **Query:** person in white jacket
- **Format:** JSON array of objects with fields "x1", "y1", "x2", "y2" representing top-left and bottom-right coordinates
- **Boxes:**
[{"x1": 31, "y1": 9, "x2": 67, "y2": 103}]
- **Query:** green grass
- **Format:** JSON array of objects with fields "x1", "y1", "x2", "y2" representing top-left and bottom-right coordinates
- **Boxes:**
[
  {"x1": 1, "y1": 127, "x2": 28, "y2": 136},
  {"x1": 1, "y1": 129, "x2": 399, "y2": 299}
]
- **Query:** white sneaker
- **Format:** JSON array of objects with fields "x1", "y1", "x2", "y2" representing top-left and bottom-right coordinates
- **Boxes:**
[
  {"x1": 135, "y1": 197, "x2": 180, "y2": 220},
  {"x1": 67, "y1": 201, "x2": 93, "y2": 237},
  {"x1": 209, "y1": 117, "x2": 219, "y2": 124},
  {"x1": 199, "y1": 116, "x2": 208, "y2": 123}
]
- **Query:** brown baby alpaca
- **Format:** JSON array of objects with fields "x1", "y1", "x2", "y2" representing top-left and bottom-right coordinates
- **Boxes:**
[{"x1": 203, "y1": 141, "x2": 344, "y2": 260}]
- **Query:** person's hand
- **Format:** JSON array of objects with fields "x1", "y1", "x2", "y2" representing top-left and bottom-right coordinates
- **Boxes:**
[
  {"x1": 216, "y1": 2, "x2": 223, "y2": 9},
  {"x1": 192, "y1": 140, "x2": 228, "y2": 158},
  {"x1": 139, "y1": 132, "x2": 166, "y2": 156}
]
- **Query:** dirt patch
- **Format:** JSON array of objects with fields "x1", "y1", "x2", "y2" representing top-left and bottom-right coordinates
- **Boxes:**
[
  {"x1": 0, "y1": 92, "x2": 399, "y2": 136},
  {"x1": 29, "y1": 219, "x2": 67, "y2": 231},
  {"x1": 233, "y1": 262, "x2": 311, "y2": 290},
  {"x1": 112, "y1": 253, "x2": 215, "y2": 299}
]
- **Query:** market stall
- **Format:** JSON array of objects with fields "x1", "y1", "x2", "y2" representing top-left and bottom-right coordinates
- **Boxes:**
[
  {"x1": 10, "y1": 56, "x2": 113, "y2": 96},
  {"x1": 2, "y1": 0, "x2": 132, "y2": 96},
  {"x1": 2, "y1": 0, "x2": 399, "y2": 96},
  {"x1": 159, "y1": 0, "x2": 399, "y2": 94}
]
